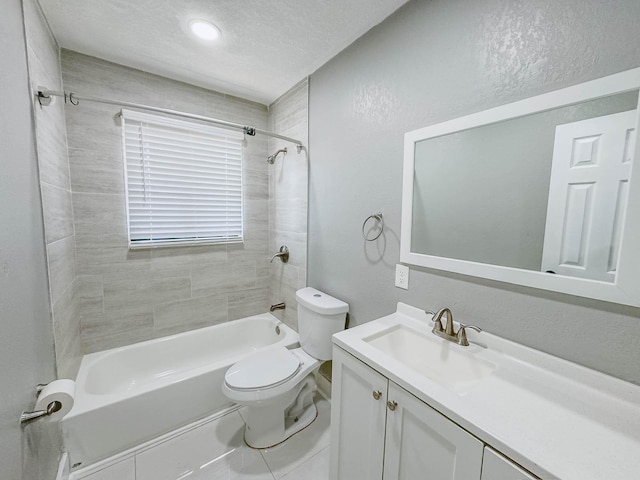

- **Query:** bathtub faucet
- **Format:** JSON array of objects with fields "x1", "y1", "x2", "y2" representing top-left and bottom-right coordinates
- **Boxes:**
[
  {"x1": 270, "y1": 245, "x2": 289, "y2": 263},
  {"x1": 270, "y1": 302, "x2": 285, "y2": 312}
]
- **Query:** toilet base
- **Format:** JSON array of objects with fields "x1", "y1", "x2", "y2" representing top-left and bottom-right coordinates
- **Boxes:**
[{"x1": 243, "y1": 375, "x2": 318, "y2": 449}]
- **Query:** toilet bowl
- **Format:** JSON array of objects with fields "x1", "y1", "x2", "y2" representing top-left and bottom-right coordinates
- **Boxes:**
[{"x1": 222, "y1": 287, "x2": 348, "y2": 448}]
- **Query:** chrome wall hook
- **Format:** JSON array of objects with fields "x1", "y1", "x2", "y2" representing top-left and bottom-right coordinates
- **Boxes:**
[{"x1": 36, "y1": 90, "x2": 52, "y2": 106}]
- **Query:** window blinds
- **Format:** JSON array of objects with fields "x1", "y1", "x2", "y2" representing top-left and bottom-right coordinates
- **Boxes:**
[{"x1": 121, "y1": 109, "x2": 244, "y2": 248}]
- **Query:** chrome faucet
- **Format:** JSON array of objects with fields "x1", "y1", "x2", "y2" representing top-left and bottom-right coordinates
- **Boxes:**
[
  {"x1": 270, "y1": 245, "x2": 289, "y2": 263},
  {"x1": 429, "y1": 308, "x2": 482, "y2": 346}
]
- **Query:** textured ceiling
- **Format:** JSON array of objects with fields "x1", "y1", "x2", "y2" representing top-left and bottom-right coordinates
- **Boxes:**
[{"x1": 37, "y1": 0, "x2": 409, "y2": 104}]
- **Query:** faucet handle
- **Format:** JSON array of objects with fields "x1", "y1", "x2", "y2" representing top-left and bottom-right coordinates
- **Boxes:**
[
  {"x1": 456, "y1": 324, "x2": 482, "y2": 346},
  {"x1": 427, "y1": 310, "x2": 444, "y2": 333},
  {"x1": 270, "y1": 245, "x2": 289, "y2": 263}
]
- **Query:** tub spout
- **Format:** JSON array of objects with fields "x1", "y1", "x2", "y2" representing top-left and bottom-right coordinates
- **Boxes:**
[{"x1": 270, "y1": 302, "x2": 285, "y2": 312}]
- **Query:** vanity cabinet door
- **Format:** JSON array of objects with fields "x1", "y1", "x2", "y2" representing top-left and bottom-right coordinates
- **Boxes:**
[
  {"x1": 382, "y1": 382, "x2": 484, "y2": 480},
  {"x1": 330, "y1": 347, "x2": 389, "y2": 480},
  {"x1": 481, "y1": 447, "x2": 539, "y2": 480}
]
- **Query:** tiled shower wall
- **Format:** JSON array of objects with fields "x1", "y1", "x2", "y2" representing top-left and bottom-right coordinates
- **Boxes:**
[
  {"x1": 62, "y1": 51, "x2": 272, "y2": 352},
  {"x1": 267, "y1": 80, "x2": 309, "y2": 330},
  {"x1": 23, "y1": 0, "x2": 82, "y2": 378}
]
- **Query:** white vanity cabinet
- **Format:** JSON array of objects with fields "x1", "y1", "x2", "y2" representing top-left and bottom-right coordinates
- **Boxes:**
[
  {"x1": 329, "y1": 345, "x2": 388, "y2": 479},
  {"x1": 383, "y1": 382, "x2": 484, "y2": 479},
  {"x1": 330, "y1": 346, "x2": 484, "y2": 480},
  {"x1": 481, "y1": 448, "x2": 539, "y2": 480}
]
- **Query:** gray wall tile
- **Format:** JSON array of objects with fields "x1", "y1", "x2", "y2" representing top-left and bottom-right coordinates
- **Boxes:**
[
  {"x1": 52, "y1": 278, "x2": 81, "y2": 379},
  {"x1": 40, "y1": 183, "x2": 74, "y2": 244},
  {"x1": 46, "y1": 236, "x2": 76, "y2": 305},
  {"x1": 228, "y1": 230, "x2": 269, "y2": 262},
  {"x1": 267, "y1": 79, "x2": 309, "y2": 329},
  {"x1": 72, "y1": 192, "x2": 126, "y2": 233},
  {"x1": 32, "y1": 99, "x2": 71, "y2": 190},
  {"x1": 68, "y1": 148, "x2": 123, "y2": 194},
  {"x1": 228, "y1": 287, "x2": 269, "y2": 320},
  {"x1": 22, "y1": 0, "x2": 60, "y2": 86},
  {"x1": 78, "y1": 274, "x2": 104, "y2": 317},
  {"x1": 81, "y1": 304, "x2": 154, "y2": 353},
  {"x1": 102, "y1": 268, "x2": 191, "y2": 310},
  {"x1": 191, "y1": 260, "x2": 257, "y2": 298},
  {"x1": 151, "y1": 243, "x2": 228, "y2": 265},
  {"x1": 75, "y1": 232, "x2": 150, "y2": 275},
  {"x1": 153, "y1": 294, "x2": 228, "y2": 337},
  {"x1": 64, "y1": 103, "x2": 124, "y2": 155}
]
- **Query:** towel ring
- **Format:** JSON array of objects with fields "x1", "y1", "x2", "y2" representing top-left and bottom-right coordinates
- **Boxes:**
[{"x1": 362, "y1": 212, "x2": 384, "y2": 241}]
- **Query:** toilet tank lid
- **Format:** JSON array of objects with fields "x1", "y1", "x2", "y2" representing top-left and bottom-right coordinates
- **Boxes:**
[{"x1": 296, "y1": 287, "x2": 349, "y2": 315}]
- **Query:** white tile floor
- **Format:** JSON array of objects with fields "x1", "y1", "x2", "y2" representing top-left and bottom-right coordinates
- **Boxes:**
[{"x1": 71, "y1": 397, "x2": 331, "y2": 480}]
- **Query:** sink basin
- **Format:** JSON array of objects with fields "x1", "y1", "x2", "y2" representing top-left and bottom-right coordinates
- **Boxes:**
[{"x1": 364, "y1": 324, "x2": 495, "y2": 392}]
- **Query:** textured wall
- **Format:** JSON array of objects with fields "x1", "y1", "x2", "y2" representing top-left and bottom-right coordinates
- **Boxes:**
[
  {"x1": 23, "y1": 0, "x2": 81, "y2": 379},
  {"x1": 0, "y1": 0, "x2": 60, "y2": 477},
  {"x1": 267, "y1": 79, "x2": 309, "y2": 330},
  {"x1": 309, "y1": 0, "x2": 640, "y2": 383},
  {"x1": 62, "y1": 51, "x2": 271, "y2": 353}
]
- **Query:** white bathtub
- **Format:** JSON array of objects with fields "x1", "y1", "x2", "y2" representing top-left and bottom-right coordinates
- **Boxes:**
[{"x1": 62, "y1": 313, "x2": 298, "y2": 469}]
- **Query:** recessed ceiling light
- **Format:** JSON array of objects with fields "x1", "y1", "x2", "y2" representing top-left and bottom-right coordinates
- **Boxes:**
[{"x1": 189, "y1": 19, "x2": 221, "y2": 41}]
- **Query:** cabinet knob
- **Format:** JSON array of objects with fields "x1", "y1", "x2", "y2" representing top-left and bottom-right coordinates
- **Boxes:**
[
  {"x1": 387, "y1": 400, "x2": 398, "y2": 411},
  {"x1": 372, "y1": 390, "x2": 382, "y2": 400}
]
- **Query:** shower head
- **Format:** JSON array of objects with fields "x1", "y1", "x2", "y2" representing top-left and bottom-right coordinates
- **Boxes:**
[{"x1": 267, "y1": 147, "x2": 287, "y2": 164}]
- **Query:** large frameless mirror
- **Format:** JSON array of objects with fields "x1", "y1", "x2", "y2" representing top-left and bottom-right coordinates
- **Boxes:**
[{"x1": 401, "y1": 68, "x2": 640, "y2": 306}]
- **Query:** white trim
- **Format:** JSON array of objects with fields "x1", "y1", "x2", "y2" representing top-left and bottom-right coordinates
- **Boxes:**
[{"x1": 401, "y1": 67, "x2": 640, "y2": 306}]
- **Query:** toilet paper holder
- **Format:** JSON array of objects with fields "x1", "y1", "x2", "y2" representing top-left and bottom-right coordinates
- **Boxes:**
[
  {"x1": 20, "y1": 401, "x2": 62, "y2": 425},
  {"x1": 20, "y1": 382, "x2": 61, "y2": 425}
]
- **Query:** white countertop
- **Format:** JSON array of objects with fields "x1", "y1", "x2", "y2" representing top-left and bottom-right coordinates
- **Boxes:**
[{"x1": 332, "y1": 303, "x2": 640, "y2": 480}]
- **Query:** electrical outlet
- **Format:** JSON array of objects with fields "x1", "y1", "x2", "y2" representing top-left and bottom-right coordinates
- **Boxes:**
[{"x1": 395, "y1": 264, "x2": 409, "y2": 289}]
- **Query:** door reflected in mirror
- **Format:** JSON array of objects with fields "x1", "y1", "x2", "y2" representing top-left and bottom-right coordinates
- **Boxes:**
[{"x1": 411, "y1": 91, "x2": 638, "y2": 283}]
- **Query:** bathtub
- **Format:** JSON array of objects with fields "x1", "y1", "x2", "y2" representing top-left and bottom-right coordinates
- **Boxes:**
[{"x1": 62, "y1": 313, "x2": 298, "y2": 469}]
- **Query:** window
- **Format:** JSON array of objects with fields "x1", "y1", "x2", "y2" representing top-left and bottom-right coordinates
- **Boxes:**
[{"x1": 121, "y1": 109, "x2": 244, "y2": 248}]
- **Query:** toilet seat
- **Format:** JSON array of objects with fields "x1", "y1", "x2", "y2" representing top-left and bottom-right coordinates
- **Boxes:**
[
  {"x1": 222, "y1": 347, "x2": 320, "y2": 405},
  {"x1": 225, "y1": 346, "x2": 301, "y2": 391}
]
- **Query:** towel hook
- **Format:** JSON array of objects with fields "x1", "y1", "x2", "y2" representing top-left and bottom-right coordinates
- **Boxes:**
[{"x1": 362, "y1": 212, "x2": 384, "y2": 241}]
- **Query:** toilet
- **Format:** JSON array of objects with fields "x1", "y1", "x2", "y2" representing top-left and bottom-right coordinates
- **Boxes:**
[{"x1": 222, "y1": 287, "x2": 348, "y2": 448}]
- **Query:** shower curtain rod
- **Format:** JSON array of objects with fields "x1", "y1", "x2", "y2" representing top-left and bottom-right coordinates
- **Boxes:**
[{"x1": 35, "y1": 87, "x2": 304, "y2": 152}]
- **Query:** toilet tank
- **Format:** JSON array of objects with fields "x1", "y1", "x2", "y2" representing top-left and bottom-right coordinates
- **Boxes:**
[{"x1": 296, "y1": 287, "x2": 349, "y2": 361}]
